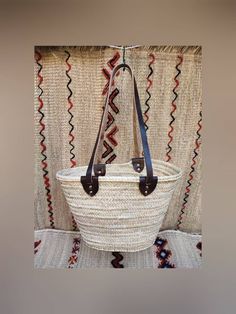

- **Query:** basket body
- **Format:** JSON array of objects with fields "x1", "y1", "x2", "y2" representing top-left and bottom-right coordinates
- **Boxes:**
[{"x1": 57, "y1": 160, "x2": 182, "y2": 252}]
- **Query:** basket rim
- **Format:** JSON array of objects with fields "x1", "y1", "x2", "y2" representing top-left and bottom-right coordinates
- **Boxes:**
[{"x1": 56, "y1": 159, "x2": 182, "y2": 183}]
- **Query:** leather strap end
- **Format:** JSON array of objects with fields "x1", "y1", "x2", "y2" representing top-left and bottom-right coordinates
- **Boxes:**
[
  {"x1": 139, "y1": 176, "x2": 158, "y2": 196},
  {"x1": 94, "y1": 164, "x2": 106, "y2": 176},
  {"x1": 132, "y1": 157, "x2": 144, "y2": 173},
  {"x1": 81, "y1": 176, "x2": 99, "y2": 197}
]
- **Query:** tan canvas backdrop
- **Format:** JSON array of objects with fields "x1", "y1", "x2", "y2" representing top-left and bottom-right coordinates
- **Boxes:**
[{"x1": 34, "y1": 46, "x2": 202, "y2": 233}]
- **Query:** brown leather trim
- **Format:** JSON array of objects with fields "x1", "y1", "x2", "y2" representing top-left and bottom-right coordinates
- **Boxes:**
[
  {"x1": 132, "y1": 157, "x2": 144, "y2": 173},
  {"x1": 139, "y1": 176, "x2": 158, "y2": 196},
  {"x1": 81, "y1": 176, "x2": 99, "y2": 197},
  {"x1": 94, "y1": 164, "x2": 106, "y2": 176}
]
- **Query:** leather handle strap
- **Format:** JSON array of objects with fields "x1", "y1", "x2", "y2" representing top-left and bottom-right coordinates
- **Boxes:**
[
  {"x1": 96, "y1": 80, "x2": 142, "y2": 167},
  {"x1": 91, "y1": 64, "x2": 133, "y2": 175},
  {"x1": 81, "y1": 63, "x2": 158, "y2": 196},
  {"x1": 83, "y1": 64, "x2": 132, "y2": 181}
]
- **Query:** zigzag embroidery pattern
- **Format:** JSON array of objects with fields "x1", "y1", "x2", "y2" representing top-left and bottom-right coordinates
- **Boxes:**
[
  {"x1": 35, "y1": 50, "x2": 55, "y2": 229},
  {"x1": 105, "y1": 154, "x2": 117, "y2": 164},
  {"x1": 65, "y1": 50, "x2": 76, "y2": 168},
  {"x1": 154, "y1": 237, "x2": 175, "y2": 268},
  {"x1": 105, "y1": 112, "x2": 115, "y2": 131},
  {"x1": 102, "y1": 52, "x2": 124, "y2": 268},
  {"x1": 67, "y1": 237, "x2": 80, "y2": 269},
  {"x1": 106, "y1": 125, "x2": 119, "y2": 146},
  {"x1": 102, "y1": 51, "x2": 120, "y2": 95},
  {"x1": 111, "y1": 252, "x2": 124, "y2": 268},
  {"x1": 176, "y1": 111, "x2": 202, "y2": 230},
  {"x1": 101, "y1": 52, "x2": 120, "y2": 165},
  {"x1": 144, "y1": 53, "x2": 155, "y2": 131},
  {"x1": 65, "y1": 50, "x2": 78, "y2": 231},
  {"x1": 166, "y1": 55, "x2": 183, "y2": 162},
  {"x1": 102, "y1": 140, "x2": 113, "y2": 159},
  {"x1": 108, "y1": 88, "x2": 120, "y2": 114}
]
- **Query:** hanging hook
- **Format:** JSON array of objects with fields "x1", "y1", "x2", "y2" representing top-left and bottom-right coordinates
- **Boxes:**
[{"x1": 122, "y1": 46, "x2": 126, "y2": 71}]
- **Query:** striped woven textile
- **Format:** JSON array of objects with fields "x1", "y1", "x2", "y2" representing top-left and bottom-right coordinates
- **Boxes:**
[
  {"x1": 34, "y1": 229, "x2": 202, "y2": 269},
  {"x1": 34, "y1": 46, "x2": 202, "y2": 234}
]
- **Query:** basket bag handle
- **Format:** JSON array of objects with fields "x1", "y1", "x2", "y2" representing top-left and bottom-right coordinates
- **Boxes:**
[{"x1": 81, "y1": 63, "x2": 158, "y2": 196}]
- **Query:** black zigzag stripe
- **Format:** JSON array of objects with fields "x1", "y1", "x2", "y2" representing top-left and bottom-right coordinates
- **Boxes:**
[
  {"x1": 176, "y1": 111, "x2": 202, "y2": 229},
  {"x1": 65, "y1": 50, "x2": 76, "y2": 168},
  {"x1": 111, "y1": 252, "x2": 124, "y2": 268},
  {"x1": 144, "y1": 53, "x2": 155, "y2": 131},
  {"x1": 35, "y1": 50, "x2": 55, "y2": 228},
  {"x1": 166, "y1": 55, "x2": 183, "y2": 161}
]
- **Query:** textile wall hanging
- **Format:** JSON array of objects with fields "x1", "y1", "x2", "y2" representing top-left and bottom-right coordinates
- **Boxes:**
[{"x1": 34, "y1": 46, "x2": 202, "y2": 268}]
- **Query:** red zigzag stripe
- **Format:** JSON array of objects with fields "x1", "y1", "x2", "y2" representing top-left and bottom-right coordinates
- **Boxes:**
[
  {"x1": 65, "y1": 50, "x2": 78, "y2": 231},
  {"x1": 65, "y1": 50, "x2": 76, "y2": 168},
  {"x1": 144, "y1": 53, "x2": 155, "y2": 131},
  {"x1": 106, "y1": 125, "x2": 119, "y2": 146},
  {"x1": 35, "y1": 50, "x2": 55, "y2": 229},
  {"x1": 176, "y1": 111, "x2": 202, "y2": 229},
  {"x1": 166, "y1": 55, "x2": 183, "y2": 162}
]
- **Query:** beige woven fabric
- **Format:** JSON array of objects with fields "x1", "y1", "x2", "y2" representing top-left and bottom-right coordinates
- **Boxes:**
[
  {"x1": 34, "y1": 46, "x2": 202, "y2": 233},
  {"x1": 34, "y1": 229, "x2": 202, "y2": 269}
]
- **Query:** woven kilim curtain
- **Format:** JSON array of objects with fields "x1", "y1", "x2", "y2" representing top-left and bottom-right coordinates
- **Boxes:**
[{"x1": 34, "y1": 46, "x2": 202, "y2": 233}]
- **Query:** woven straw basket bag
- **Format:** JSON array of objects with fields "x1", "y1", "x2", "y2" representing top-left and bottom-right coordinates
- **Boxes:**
[{"x1": 57, "y1": 63, "x2": 182, "y2": 252}]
